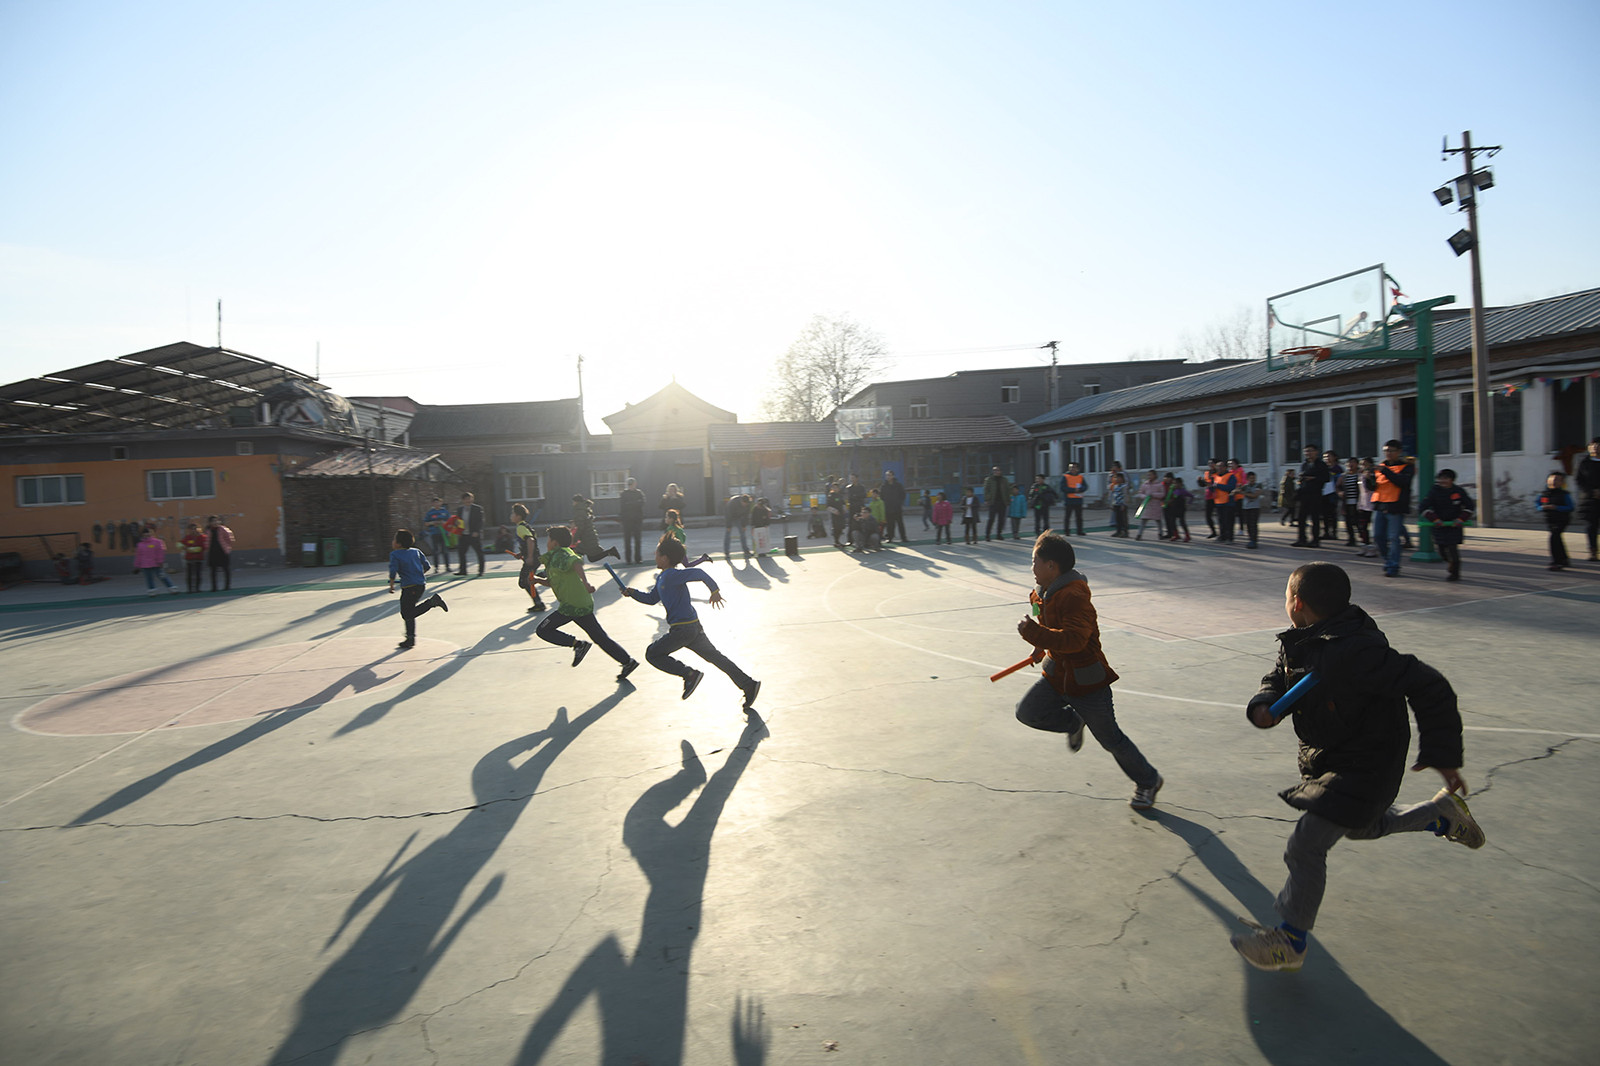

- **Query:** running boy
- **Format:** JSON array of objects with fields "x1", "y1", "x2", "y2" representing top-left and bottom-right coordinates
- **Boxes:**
[
  {"x1": 1014, "y1": 532, "x2": 1163, "y2": 809},
  {"x1": 1537, "y1": 472, "x2": 1576, "y2": 571},
  {"x1": 388, "y1": 529, "x2": 447, "y2": 649},
  {"x1": 622, "y1": 536, "x2": 760, "y2": 711},
  {"x1": 511, "y1": 503, "x2": 548, "y2": 613},
  {"x1": 1232, "y1": 562, "x2": 1483, "y2": 973},
  {"x1": 532, "y1": 526, "x2": 637, "y2": 680}
]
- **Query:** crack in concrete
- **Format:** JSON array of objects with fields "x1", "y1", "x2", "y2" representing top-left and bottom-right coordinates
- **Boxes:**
[{"x1": 1474, "y1": 737, "x2": 1589, "y2": 798}]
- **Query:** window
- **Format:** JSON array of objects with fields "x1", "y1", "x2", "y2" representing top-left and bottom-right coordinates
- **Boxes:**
[
  {"x1": 17, "y1": 474, "x2": 85, "y2": 506},
  {"x1": 910, "y1": 398, "x2": 929, "y2": 419},
  {"x1": 1355, "y1": 403, "x2": 1378, "y2": 458},
  {"x1": 1331, "y1": 407, "x2": 1353, "y2": 458},
  {"x1": 1127, "y1": 430, "x2": 1154, "y2": 470},
  {"x1": 1459, "y1": 392, "x2": 1524, "y2": 453},
  {"x1": 1083, "y1": 382, "x2": 1102, "y2": 396},
  {"x1": 111, "y1": 446, "x2": 128, "y2": 461},
  {"x1": 1435, "y1": 398, "x2": 1452, "y2": 455},
  {"x1": 506, "y1": 472, "x2": 544, "y2": 502},
  {"x1": 236, "y1": 441, "x2": 254, "y2": 456},
  {"x1": 147, "y1": 468, "x2": 215, "y2": 500},
  {"x1": 590, "y1": 469, "x2": 629, "y2": 499},
  {"x1": 1231, "y1": 419, "x2": 1250, "y2": 462},
  {"x1": 1283, "y1": 412, "x2": 1303, "y2": 463},
  {"x1": 1001, "y1": 384, "x2": 1020, "y2": 404},
  {"x1": 1250, "y1": 417, "x2": 1268, "y2": 464},
  {"x1": 1157, "y1": 427, "x2": 1184, "y2": 468}
]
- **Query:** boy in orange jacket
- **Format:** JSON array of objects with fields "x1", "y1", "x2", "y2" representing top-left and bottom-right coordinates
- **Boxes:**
[{"x1": 1014, "y1": 531, "x2": 1163, "y2": 809}]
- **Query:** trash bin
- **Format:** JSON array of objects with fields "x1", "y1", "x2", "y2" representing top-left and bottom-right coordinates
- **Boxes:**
[
  {"x1": 784, "y1": 535, "x2": 800, "y2": 559},
  {"x1": 321, "y1": 537, "x2": 344, "y2": 566},
  {"x1": 301, "y1": 540, "x2": 319, "y2": 566}
]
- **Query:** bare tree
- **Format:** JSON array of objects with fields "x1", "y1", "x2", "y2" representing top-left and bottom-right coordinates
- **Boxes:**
[
  {"x1": 761, "y1": 315, "x2": 889, "y2": 422},
  {"x1": 1148, "y1": 306, "x2": 1265, "y2": 363}
]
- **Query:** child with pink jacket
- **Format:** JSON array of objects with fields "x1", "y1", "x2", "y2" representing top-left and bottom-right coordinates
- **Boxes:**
[{"x1": 134, "y1": 527, "x2": 179, "y2": 595}]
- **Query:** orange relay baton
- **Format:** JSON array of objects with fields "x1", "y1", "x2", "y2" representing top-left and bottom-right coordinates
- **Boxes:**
[{"x1": 989, "y1": 654, "x2": 1041, "y2": 682}]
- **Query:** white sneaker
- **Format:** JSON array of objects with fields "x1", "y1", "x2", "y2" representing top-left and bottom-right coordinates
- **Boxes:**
[
  {"x1": 1230, "y1": 917, "x2": 1307, "y2": 973},
  {"x1": 1432, "y1": 789, "x2": 1486, "y2": 849}
]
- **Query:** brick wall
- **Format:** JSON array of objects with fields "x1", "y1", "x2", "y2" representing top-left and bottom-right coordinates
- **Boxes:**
[{"x1": 283, "y1": 476, "x2": 467, "y2": 565}]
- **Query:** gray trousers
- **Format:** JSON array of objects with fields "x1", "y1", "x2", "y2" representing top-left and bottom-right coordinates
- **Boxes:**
[
  {"x1": 1014, "y1": 677, "x2": 1158, "y2": 789},
  {"x1": 1276, "y1": 799, "x2": 1439, "y2": 931}
]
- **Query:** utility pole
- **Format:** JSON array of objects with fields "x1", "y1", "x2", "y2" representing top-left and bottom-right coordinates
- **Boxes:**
[
  {"x1": 1442, "y1": 131, "x2": 1501, "y2": 525},
  {"x1": 216, "y1": 300, "x2": 223, "y2": 348},
  {"x1": 576, "y1": 354, "x2": 587, "y2": 453},
  {"x1": 1042, "y1": 340, "x2": 1059, "y2": 411}
]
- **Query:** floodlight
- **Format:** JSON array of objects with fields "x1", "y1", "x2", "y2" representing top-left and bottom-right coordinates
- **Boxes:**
[
  {"x1": 1448, "y1": 229, "x2": 1476, "y2": 257},
  {"x1": 1433, "y1": 185, "x2": 1454, "y2": 206},
  {"x1": 1474, "y1": 168, "x2": 1494, "y2": 190}
]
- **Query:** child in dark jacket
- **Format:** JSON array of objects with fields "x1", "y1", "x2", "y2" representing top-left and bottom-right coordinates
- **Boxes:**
[
  {"x1": 1232, "y1": 562, "x2": 1483, "y2": 973},
  {"x1": 1419, "y1": 469, "x2": 1474, "y2": 581},
  {"x1": 388, "y1": 529, "x2": 447, "y2": 649},
  {"x1": 1537, "y1": 472, "x2": 1576, "y2": 571}
]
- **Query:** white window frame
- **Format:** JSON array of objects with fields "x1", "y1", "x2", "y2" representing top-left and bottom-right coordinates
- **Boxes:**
[
  {"x1": 909, "y1": 399, "x2": 929, "y2": 419},
  {"x1": 505, "y1": 472, "x2": 545, "y2": 503},
  {"x1": 147, "y1": 468, "x2": 216, "y2": 501},
  {"x1": 1000, "y1": 385, "x2": 1021, "y2": 404},
  {"x1": 590, "y1": 469, "x2": 629, "y2": 499},
  {"x1": 17, "y1": 474, "x2": 86, "y2": 507}
]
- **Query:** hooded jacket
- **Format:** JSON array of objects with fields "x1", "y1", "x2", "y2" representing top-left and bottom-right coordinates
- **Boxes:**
[
  {"x1": 1018, "y1": 569, "x2": 1119, "y2": 697},
  {"x1": 1249, "y1": 604, "x2": 1461, "y2": 828}
]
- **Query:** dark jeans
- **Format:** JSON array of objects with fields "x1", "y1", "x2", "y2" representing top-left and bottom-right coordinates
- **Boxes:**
[
  {"x1": 1111, "y1": 506, "x2": 1128, "y2": 535},
  {"x1": 1165, "y1": 504, "x2": 1189, "y2": 539},
  {"x1": 1015, "y1": 677, "x2": 1158, "y2": 788},
  {"x1": 1434, "y1": 526, "x2": 1463, "y2": 574},
  {"x1": 185, "y1": 560, "x2": 203, "y2": 592},
  {"x1": 1241, "y1": 508, "x2": 1259, "y2": 545},
  {"x1": 1296, "y1": 496, "x2": 1322, "y2": 544},
  {"x1": 1033, "y1": 507, "x2": 1051, "y2": 534},
  {"x1": 831, "y1": 514, "x2": 846, "y2": 545},
  {"x1": 1548, "y1": 514, "x2": 1570, "y2": 567},
  {"x1": 963, "y1": 518, "x2": 979, "y2": 544},
  {"x1": 398, "y1": 585, "x2": 441, "y2": 641},
  {"x1": 1321, "y1": 495, "x2": 1340, "y2": 540},
  {"x1": 426, "y1": 531, "x2": 448, "y2": 569},
  {"x1": 209, "y1": 553, "x2": 231, "y2": 590},
  {"x1": 536, "y1": 609, "x2": 630, "y2": 664},
  {"x1": 986, "y1": 503, "x2": 1007, "y2": 539},
  {"x1": 884, "y1": 507, "x2": 907, "y2": 542},
  {"x1": 457, "y1": 534, "x2": 484, "y2": 574},
  {"x1": 1009, "y1": 515, "x2": 1023, "y2": 538},
  {"x1": 1342, "y1": 502, "x2": 1367, "y2": 543},
  {"x1": 646, "y1": 621, "x2": 754, "y2": 690},
  {"x1": 935, "y1": 523, "x2": 952, "y2": 544},
  {"x1": 1062, "y1": 499, "x2": 1084, "y2": 535},
  {"x1": 1218, "y1": 501, "x2": 1237, "y2": 542},
  {"x1": 1278, "y1": 802, "x2": 1438, "y2": 931},
  {"x1": 622, "y1": 520, "x2": 643, "y2": 564}
]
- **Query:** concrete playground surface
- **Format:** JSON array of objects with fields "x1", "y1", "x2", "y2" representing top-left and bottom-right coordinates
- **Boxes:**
[{"x1": 1, "y1": 520, "x2": 1596, "y2": 1066}]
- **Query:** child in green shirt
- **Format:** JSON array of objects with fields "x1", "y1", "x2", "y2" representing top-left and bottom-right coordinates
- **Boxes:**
[{"x1": 531, "y1": 526, "x2": 637, "y2": 681}]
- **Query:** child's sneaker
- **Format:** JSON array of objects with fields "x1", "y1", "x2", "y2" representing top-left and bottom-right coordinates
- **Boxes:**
[
  {"x1": 1066, "y1": 723, "x2": 1085, "y2": 753},
  {"x1": 397, "y1": 639, "x2": 415, "y2": 649},
  {"x1": 741, "y1": 680, "x2": 761, "y2": 712},
  {"x1": 617, "y1": 658, "x2": 639, "y2": 682},
  {"x1": 571, "y1": 641, "x2": 591, "y2": 667},
  {"x1": 1130, "y1": 774, "x2": 1163, "y2": 810},
  {"x1": 1431, "y1": 788, "x2": 1486, "y2": 849},
  {"x1": 432, "y1": 593, "x2": 448, "y2": 613},
  {"x1": 681, "y1": 669, "x2": 704, "y2": 700},
  {"x1": 1230, "y1": 917, "x2": 1306, "y2": 973}
]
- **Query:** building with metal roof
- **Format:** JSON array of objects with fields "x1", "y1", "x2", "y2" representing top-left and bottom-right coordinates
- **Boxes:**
[{"x1": 1022, "y1": 287, "x2": 1600, "y2": 522}]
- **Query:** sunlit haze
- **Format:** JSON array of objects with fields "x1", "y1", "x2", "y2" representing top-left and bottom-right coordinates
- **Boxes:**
[{"x1": 3, "y1": 1, "x2": 1596, "y2": 433}]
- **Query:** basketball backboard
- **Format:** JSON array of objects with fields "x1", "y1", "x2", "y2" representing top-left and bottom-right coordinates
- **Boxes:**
[
  {"x1": 834, "y1": 406, "x2": 893, "y2": 443},
  {"x1": 1266, "y1": 264, "x2": 1391, "y2": 370}
]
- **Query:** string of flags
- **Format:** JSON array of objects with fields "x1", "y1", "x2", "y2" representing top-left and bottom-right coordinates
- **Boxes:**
[{"x1": 1493, "y1": 371, "x2": 1599, "y2": 397}]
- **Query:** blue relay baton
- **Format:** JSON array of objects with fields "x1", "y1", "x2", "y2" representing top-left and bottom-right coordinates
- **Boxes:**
[
  {"x1": 602, "y1": 562, "x2": 627, "y2": 592},
  {"x1": 1269, "y1": 671, "x2": 1319, "y2": 720}
]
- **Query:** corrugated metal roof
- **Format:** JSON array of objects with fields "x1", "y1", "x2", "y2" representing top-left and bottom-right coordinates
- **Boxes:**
[
  {"x1": 285, "y1": 445, "x2": 453, "y2": 479},
  {"x1": 710, "y1": 416, "x2": 1032, "y2": 451},
  {"x1": 408, "y1": 398, "x2": 583, "y2": 441},
  {"x1": 0, "y1": 342, "x2": 336, "y2": 435},
  {"x1": 1025, "y1": 286, "x2": 1600, "y2": 429}
]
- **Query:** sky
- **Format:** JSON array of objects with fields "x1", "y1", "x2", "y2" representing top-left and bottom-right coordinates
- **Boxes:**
[{"x1": 3, "y1": 0, "x2": 1597, "y2": 435}]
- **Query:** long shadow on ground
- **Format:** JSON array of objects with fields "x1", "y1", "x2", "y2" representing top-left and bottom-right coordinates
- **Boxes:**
[
  {"x1": 1156, "y1": 812, "x2": 1452, "y2": 1066},
  {"x1": 265, "y1": 693, "x2": 628, "y2": 1066},
  {"x1": 514, "y1": 717, "x2": 767, "y2": 1065}
]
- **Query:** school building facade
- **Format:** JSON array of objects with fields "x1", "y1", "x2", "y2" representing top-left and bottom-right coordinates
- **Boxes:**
[{"x1": 1023, "y1": 287, "x2": 1600, "y2": 523}]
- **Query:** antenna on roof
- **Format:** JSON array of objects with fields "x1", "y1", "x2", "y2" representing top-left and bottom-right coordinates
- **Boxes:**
[
  {"x1": 315, "y1": 342, "x2": 321, "y2": 380},
  {"x1": 216, "y1": 300, "x2": 222, "y2": 348}
]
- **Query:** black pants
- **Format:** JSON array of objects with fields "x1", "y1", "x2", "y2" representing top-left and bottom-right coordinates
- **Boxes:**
[
  {"x1": 398, "y1": 585, "x2": 441, "y2": 641},
  {"x1": 986, "y1": 503, "x2": 1007, "y2": 539},
  {"x1": 185, "y1": 560, "x2": 203, "y2": 592},
  {"x1": 457, "y1": 534, "x2": 484, "y2": 574},
  {"x1": 1033, "y1": 507, "x2": 1051, "y2": 534},
  {"x1": 208, "y1": 552, "x2": 231, "y2": 590},
  {"x1": 1241, "y1": 508, "x2": 1259, "y2": 546},
  {"x1": 1322, "y1": 495, "x2": 1340, "y2": 540},
  {"x1": 1112, "y1": 506, "x2": 1128, "y2": 535},
  {"x1": 832, "y1": 514, "x2": 847, "y2": 546},
  {"x1": 1583, "y1": 500, "x2": 1599, "y2": 558},
  {"x1": 1204, "y1": 498, "x2": 1216, "y2": 533},
  {"x1": 1548, "y1": 515, "x2": 1570, "y2": 567},
  {"x1": 1296, "y1": 496, "x2": 1322, "y2": 544},
  {"x1": 622, "y1": 520, "x2": 643, "y2": 564},
  {"x1": 884, "y1": 507, "x2": 907, "y2": 542},
  {"x1": 1343, "y1": 502, "x2": 1367, "y2": 543},
  {"x1": 1063, "y1": 499, "x2": 1084, "y2": 535},
  {"x1": 646, "y1": 620, "x2": 753, "y2": 690},
  {"x1": 1434, "y1": 527, "x2": 1463, "y2": 574},
  {"x1": 1218, "y1": 501, "x2": 1236, "y2": 542},
  {"x1": 963, "y1": 517, "x2": 979, "y2": 544},
  {"x1": 537, "y1": 609, "x2": 630, "y2": 664},
  {"x1": 935, "y1": 523, "x2": 952, "y2": 544},
  {"x1": 1165, "y1": 504, "x2": 1189, "y2": 539}
]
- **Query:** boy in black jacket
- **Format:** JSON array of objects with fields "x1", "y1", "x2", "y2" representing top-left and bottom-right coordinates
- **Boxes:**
[
  {"x1": 1232, "y1": 562, "x2": 1485, "y2": 973},
  {"x1": 1419, "y1": 469, "x2": 1474, "y2": 581}
]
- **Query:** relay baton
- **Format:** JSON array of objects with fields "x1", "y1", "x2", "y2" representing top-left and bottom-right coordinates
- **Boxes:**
[
  {"x1": 1269, "y1": 671, "x2": 1319, "y2": 720},
  {"x1": 989, "y1": 655, "x2": 1039, "y2": 683},
  {"x1": 602, "y1": 562, "x2": 627, "y2": 592}
]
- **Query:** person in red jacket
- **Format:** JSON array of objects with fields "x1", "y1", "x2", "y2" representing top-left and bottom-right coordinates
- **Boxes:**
[
  {"x1": 179, "y1": 522, "x2": 207, "y2": 593},
  {"x1": 1012, "y1": 531, "x2": 1163, "y2": 810}
]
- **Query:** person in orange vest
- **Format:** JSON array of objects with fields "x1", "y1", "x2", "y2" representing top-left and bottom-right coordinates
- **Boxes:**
[
  {"x1": 1212, "y1": 461, "x2": 1241, "y2": 543},
  {"x1": 1059, "y1": 464, "x2": 1087, "y2": 535},
  {"x1": 1199, "y1": 459, "x2": 1220, "y2": 538},
  {"x1": 1367, "y1": 440, "x2": 1414, "y2": 577}
]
